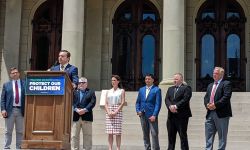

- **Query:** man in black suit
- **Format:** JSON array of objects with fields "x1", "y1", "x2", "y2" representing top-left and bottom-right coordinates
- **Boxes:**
[
  {"x1": 165, "y1": 73, "x2": 192, "y2": 150},
  {"x1": 204, "y1": 67, "x2": 232, "y2": 150},
  {"x1": 71, "y1": 77, "x2": 96, "y2": 150}
]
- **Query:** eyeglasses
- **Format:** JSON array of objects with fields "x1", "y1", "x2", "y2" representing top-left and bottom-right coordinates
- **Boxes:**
[
  {"x1": 11, "y1": 72, "x2": 19, "y2": 74},
  {"x1": 78, "y1": 82, "x2": 86, "y2": 84}
]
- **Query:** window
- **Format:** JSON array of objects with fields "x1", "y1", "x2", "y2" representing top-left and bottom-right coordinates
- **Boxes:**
[
  {"x1": 142, "y1": 35, "x2": 155, "y2": 77},
  {"x1": 201, "y1": 34, "x2": 215, "y2": 78},
  {"x1": 112, "y1": 0, "x2": 160, "y2": 90},
  {"x1": 196, "y1": 0, "x2": 246, "y2": 91}
]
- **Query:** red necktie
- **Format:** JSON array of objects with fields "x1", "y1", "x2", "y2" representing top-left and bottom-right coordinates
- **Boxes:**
[
  {"x1": 210, "y1": 82, "x2": 218, "y2": 103},
  {"x1": 15, "y1": 81, "x2": 19, "y2": 104}
]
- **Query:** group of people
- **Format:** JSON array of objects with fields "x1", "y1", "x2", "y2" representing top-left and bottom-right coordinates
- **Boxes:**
[
  {"x1": 0, "y1": 50, "x2": 96, "y2": 150},
  {"x1": 0, "y1": 49, "x2": 232, "y2": 150},
  {"x1": 106, "y1": 67, "x2": 232, "y2": 150}
]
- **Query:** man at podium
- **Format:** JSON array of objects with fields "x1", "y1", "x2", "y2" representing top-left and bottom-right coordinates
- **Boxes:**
[{"x1": 50, "y1": 50, "x2": 79, "y2": 88}]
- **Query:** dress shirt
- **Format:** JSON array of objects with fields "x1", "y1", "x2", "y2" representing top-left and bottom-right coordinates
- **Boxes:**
[
  {"x1": 12, "y1": 79, "x2": 21, "y2": 106},
  {"x1": 146, "y1": 85, "x2": 153, "y2": 98},
  {"x1": 60, "y1": 63, "x2": 68, "y2": 71},
  {"x1": 75, "y1": 90, "x2": 88, "y2": 112}
]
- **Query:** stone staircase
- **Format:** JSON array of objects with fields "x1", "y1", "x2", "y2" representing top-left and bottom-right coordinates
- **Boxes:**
[
  {"x1": 92, "y1": 92, "x2": 250, "y2": 150},
  {"x1": 0, "y1": 92, "x2": 249, "y2": 149}
]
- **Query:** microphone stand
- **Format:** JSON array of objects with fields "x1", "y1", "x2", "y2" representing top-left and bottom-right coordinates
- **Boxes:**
[{"x1": 47, "y1": 61, "x2": 59, "y2": 71}]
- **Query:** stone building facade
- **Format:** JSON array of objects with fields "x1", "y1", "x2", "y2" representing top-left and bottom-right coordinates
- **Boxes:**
[{"x1": 0, "y1": 0, "x2": 250, "y2": 92}]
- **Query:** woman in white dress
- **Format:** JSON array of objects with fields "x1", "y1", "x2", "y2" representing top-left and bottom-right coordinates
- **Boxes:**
[{"x1": 105, "y1": 75, "x2": 125, "y2": 150}]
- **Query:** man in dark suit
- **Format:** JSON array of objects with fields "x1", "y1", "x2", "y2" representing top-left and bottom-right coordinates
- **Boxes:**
[
  {"x1": 135, "y1": 74, "x2": 162, "y2": 150},
  {"x1": 71, "y1": 77, "x2": 96, "y2": 150},
  {"x1": 204, "y1": 67, "x2": 232, "y2": 150},
  {"x1": 165, "y1": 73, "x2": 192, "y2": 150},
  {"x1": 50, "y1": 50, "x2": 79, "y2": 88},
  {"x1": 1, "y1": 67, "x2": 25, "y2": 149}
]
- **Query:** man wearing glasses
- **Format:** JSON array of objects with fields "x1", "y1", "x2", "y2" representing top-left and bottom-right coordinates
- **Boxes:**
[
  {"x1": 71, "y1": 77, "x2": 96, "y2": 150},
  {"x1": 1, "y1": 67, "x2": 25, "y2": 149}
]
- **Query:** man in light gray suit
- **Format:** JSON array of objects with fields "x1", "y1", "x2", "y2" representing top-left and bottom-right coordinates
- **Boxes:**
[{"x1": 1, "y1": 67, "x2": 25, "y2": 149}]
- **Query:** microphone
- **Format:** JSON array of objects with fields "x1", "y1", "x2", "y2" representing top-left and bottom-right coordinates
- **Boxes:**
[{"x1": 47, "y1": 60, "x2": 59, "y2": 71}]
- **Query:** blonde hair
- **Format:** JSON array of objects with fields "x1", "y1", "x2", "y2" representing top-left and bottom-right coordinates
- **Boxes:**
[{"x1": 214, "y1": 67, "x2": 225, "y2": 76}]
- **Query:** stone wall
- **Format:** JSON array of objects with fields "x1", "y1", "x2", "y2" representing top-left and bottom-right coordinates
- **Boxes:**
[{"x1": 0, "y1": 0, "x2": 6, "y2": 82}]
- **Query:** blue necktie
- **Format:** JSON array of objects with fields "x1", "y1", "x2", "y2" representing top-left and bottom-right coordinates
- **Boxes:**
[{"x1": 80, "y1": 90, "x2": 85, "y2": 102}]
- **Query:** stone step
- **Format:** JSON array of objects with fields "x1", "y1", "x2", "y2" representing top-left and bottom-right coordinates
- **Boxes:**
[
  {"x1": 91, "y1": 92, "x2": 250, "y2": 149},
  {"x1": 1, "y1": 92, "x2": 250, "y2": 149}
]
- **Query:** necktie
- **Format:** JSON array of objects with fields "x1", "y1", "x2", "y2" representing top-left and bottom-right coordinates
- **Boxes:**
[
  {"x1": 174, "y1": 86, "x2": 178, "y2": 99},
  {"x1": 60, "y1": 65, "x2": 64, "y2": 71},
  {"x1": 80, "y1": 90, "x2": 85, "y2": 102},
  {"x1": 15, "y1": 81, "x2": 19, "y2": 104},
  {"x1": 210, "y1": 82, "x2": 218, "y2": 103}
]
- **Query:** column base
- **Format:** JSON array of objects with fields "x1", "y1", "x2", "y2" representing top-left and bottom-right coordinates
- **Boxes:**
[{"x1": 159, "y1": 79, "x2": 174, "y2": 94}]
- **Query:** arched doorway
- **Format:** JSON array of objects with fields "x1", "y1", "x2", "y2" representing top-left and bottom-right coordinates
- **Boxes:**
[
  {"x1": 30, "y1": 0, "x2": 63, "y2": 70},
  {"x1": 195, "y1": 0, "x2": 246, "y2": 91},
  {"x1": 112, "y1": 0, "x2": 161, "y2": 91}
]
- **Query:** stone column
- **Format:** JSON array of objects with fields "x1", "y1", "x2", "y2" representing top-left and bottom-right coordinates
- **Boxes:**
[
  {"x1": 160, "y1": 0, "x2": 185, "y2": 91},
  {"x1": 61, "y1": 0, "x2": 84, "y2": 76},
  {"x1": 83, "y1": 0, "x2": 103, "y2": 90},
  {"x1": 1, "y1": 0, "x2": 22, "y2": 85}
]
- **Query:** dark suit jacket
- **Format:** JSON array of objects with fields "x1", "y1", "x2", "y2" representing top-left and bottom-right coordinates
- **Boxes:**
[
  {"x1": 50, "y1": 64, "x2": 78, "y2": 85},
  {"x1": 1, "y1": 80, "x2": 25, "y2": 117},
  {"x1": 165, "y1": 84, "x2": 192, "y2": 118},
  {"x1": 204, "y1": 80, "x2": 232, "y2": 118},
  {"x1": 73, "y1": 88, "x2": 96, "y2": 122},
  {"x1": 135, "y1": 85, "x2": 162, "y2": 118}
]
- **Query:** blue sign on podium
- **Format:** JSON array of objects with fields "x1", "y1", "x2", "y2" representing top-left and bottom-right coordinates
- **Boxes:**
[{"x1": 26, "y1": 76, "x2": 65, "y2": 95}]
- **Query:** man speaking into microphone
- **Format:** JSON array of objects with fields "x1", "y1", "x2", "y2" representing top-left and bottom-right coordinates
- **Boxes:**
[{"x1": 50, "y1": 50, "x2": 79, "y2": 88}]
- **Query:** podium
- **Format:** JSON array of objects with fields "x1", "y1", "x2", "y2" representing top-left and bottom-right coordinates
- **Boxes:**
[{"x1": 21, "y1": 71, "x2": 73, "y2": 149}]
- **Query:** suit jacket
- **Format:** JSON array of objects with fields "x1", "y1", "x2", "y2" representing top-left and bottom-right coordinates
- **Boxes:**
[
  {"x1": 165, "y1": 84, "x2": 192, "y2": 118},
  {"x1": 1, "y1": 80, "x2": 25, "y2": 117},
  {"x1": 204, "y1": 80, "x2": 232, "y2": 118},
  {"x1": 50, "y1": 64, "x2": 79, "y2": 86},
  {"x1": 135, "y1": 85, "x2": 162, "y2": 118},
  {"x1": 73, "y1": 88, "x2": 96, "y2": 122}
]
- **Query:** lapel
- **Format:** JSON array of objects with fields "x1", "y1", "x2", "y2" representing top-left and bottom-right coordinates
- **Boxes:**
[
  {"x1": 146, "y1": 85, "x2": 155, "y2": 101},
  {"x1": 54, "y1": 65, "x2": 60, "y2": 71},
  {"x1": 79, "y1": 89, "x2": 89, "y2": 103},
  {"x1": 7, "y1": 81, "x2": 14, "y2": 102},
  {"x1": 173, "y1": 84, "x2": 183, "y2": 98},
  {"x1": 214, "y1": 80, "x2": 223, "y2": 98},
  {"x1": 64, "y1": 64, "x2": 71, "y2": 73},
  {"x1": 208, "y1": 83, "x2": 213, "y2": 95},
  {"x1": 20, "y1": 80, "x2": 24, "y2": 97},
  {"x1": 142, "y1": 86, "x2": 147, "y2": 101}
]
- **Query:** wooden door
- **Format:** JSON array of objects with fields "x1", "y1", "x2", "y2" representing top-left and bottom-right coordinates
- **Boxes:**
[
  {"x1": 31, "y1": 0, "x2": 63, "y2": 70},
  {"x1": 112, "y1": 0, "x2": 161, "y2": 90}
]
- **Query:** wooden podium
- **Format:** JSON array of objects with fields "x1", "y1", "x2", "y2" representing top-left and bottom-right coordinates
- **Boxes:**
[{"x1": 22, "y1": 71, "x2": 73, "y2": 149}]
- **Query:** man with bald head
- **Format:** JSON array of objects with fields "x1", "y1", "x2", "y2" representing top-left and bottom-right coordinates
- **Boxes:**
[{"x1": 165, "y1": 73, "x2": 192, "y2": 150}]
